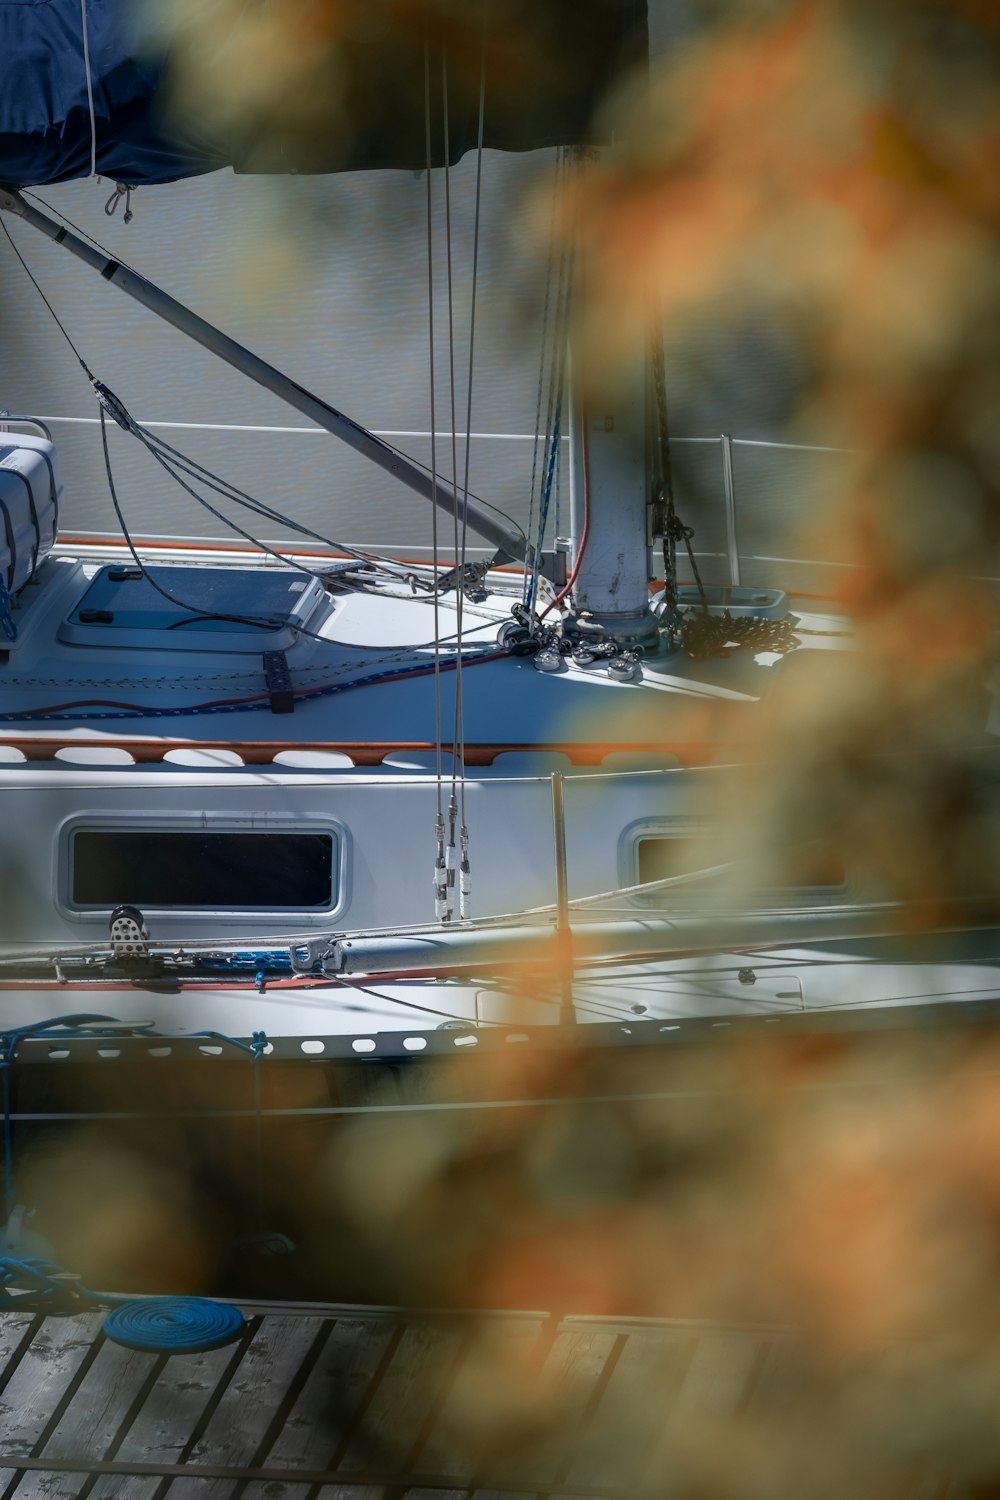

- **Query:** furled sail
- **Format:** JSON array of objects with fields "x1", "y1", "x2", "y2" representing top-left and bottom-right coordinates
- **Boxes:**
[{"x1": 0, "y1": 0, "x2": 648, "y2": 189}]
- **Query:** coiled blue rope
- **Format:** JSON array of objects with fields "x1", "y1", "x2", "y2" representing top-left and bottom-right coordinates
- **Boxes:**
[
  {"x1": 0, "y1": 1257, "x2": 245, "y2": 1353},
  {"x1": 0, "y1": 1255, "x2": 92, "y2": 1309},
  {"x1": 102, "y1": 1297, "x2": 245, "y2": 1353}
]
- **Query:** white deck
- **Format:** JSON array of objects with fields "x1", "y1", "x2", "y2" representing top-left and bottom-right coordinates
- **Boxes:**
[{"x1": 0, "y1": 544, "x2": 849, "y2": 751}]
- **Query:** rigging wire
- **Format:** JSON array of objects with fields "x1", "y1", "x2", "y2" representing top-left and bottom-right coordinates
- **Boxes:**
[
  {"x1": 525, "y1": 147, "x2": 573, "y2": 613},
  {"x1": 537, "y1": 148, "x2": 589, "y2": 621},
  {"x1": 0, "y1": 218, "x2": 92, "y2": 375},
  {"x1": 97, "y1": 399, "x2": 350, "y2": 642},
  {"x1": 441, "y1": 45, "x2": 462, "y2": 922},
  {"x1": 449, "y1": 20, "x2": 489, "y2": 920},
  {"x1": 523, "y1": 151, "x2": 560, "y2": 605},
  {"x1": 425, "y1": 36, "x2": 449, "y2": 926},
  {"x1": 440, "y1": 46, "x2": 467, "y2": 918},
  {"x1": 541, "y1": 408, "x2": 590, "y2": 619}
]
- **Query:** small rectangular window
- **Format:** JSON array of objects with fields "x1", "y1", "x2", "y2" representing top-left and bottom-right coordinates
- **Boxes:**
[
  {"x1": 72, "y1": 830, "x2": 335, "y2": 909},
  {"x1": 636, "y1": 837, "x2": 845, "y2": 894},
  {"x1": 637, "y1": 836, "x2": 709, "y2": 886}
]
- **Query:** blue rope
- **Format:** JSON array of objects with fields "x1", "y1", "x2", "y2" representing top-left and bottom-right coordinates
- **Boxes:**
[
  {"x1": 197, "y1": 951, "x2": 292, "y2": 972},
  {"x1": 0, "y1": 1255, "x2": 96, "y2": 1310},
  {"x1": 102, "y1": 1298, "x2": 245, "y2": 1353},
  {"x1": 0, "y1": 1258, "x2": 244, "y2": 1352}
]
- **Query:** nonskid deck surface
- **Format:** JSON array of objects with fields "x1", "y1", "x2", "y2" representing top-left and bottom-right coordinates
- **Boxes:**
[{"x1": 0, "y1": 545, "x2": 852, "y2": 750}]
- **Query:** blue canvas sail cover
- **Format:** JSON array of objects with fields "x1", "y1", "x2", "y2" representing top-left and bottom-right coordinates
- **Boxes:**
[{"x1": 0, "y1": 0, "x2": 648, "y2": 189}]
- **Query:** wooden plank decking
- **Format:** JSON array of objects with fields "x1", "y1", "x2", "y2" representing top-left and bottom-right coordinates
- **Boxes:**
[
  {"x1": 0, "y1": 1303, "x2": 967, "y2": 1499},
  {"x1": 0, "y1": 1305, "x2": 752, "y2": 1498}
]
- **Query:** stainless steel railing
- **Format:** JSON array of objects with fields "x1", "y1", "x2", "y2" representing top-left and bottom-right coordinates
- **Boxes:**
[{"x1": 0, "y1": 413, "x2": 856, "y2": 583}]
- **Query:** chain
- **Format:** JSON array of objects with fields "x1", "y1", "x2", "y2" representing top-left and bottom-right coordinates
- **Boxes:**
[
  {"x1": 680, "y1": 610, "x2": 800, "y2": 660},
  {"x1": 649, "y1": 331, "x2": 796, "y2": 661},
  {"x1": 650, "y1": 328, "x2": 713, "y2": 649}
]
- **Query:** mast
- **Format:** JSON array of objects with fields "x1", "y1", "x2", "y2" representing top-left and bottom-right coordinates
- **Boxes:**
[
  {"x1": 0, "y1": 186, "x2": 527, "y2": 566},
  {"x1": 567, "y1": 348, "x2": 656, "y2": 643}
]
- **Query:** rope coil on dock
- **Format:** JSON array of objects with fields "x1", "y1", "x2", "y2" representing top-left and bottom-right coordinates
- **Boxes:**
[{"x1": 102, "y1": 1297, "x2": 245, "y2": 1353}]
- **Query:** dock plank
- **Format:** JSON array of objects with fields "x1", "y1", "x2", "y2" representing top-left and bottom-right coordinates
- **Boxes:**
[
  {"x1": 565, "y1": 1324, "x2": 697, "y2": 1491},
  {"x1": 89, "y1": 1337, "x2": 243, "y2": 1500},
  {"x1": 0, "y1": 1314, "x2": 103, "y2": 1461},
  {"x1": 260, "y1": 1314, "x2": 397, "y2": 1470},
  {"x1": 671, "y1": 1326, "x2": 766, "y2": 1419},
  {"x1": 0, "y1": 1313, "x2": 37, "y2": 1390},
  {"x1": 0, "y1": 1312, "x2": 37, "y2": 1494},
  {"x1": 741, "y1": 1334, "x2": 811, "y2": 1417},
  {"x1": 494, "y1": 1325, "x2": 620, "y2": 1489},
  {"x1": 335, "y1": 1321, "x2": 467, "y2": 1477},
  {"x1": 164, "y1": 1315, "x2": 325, "y2": 1499},
  {"x1": 314, "y1": 1489, "x2": 386, "y2": 1500},
  {"x1": 471, "y1": 1492, "x2": 538, "y2": 1499},
  {"x1": 85, "y1": 1480, "x2": 151, "y2": 1500},
  {"x1": 636, "y1": 1327, "x2": 765, "y2": 1491},
  {"x1": 40, "y1": 1339, "x2": 159, "y2": 1461},
  {"x1": 7, "y1": 1474, "x2": 89, "y2": 1498},
  {"x1": 402, "y1": 1489, "x2": 467, "y2": 1500},
  {"x1": 415, "y1": 1315, "x2": 547, "y2": 1483},
  {"x1": 240, "y1": 1484, "x2": 312, "y2": 1500},
  {"x1": 156, "y1": 1482, "x2": 237, "y2": 1500}
]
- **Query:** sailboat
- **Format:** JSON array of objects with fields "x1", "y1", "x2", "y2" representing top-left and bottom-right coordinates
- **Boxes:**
[{"x1": 0, "y1": 0, "x2": 998, "y2": 1062}]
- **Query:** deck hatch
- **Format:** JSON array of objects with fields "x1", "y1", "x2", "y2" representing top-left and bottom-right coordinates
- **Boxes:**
[
  {"x1": 59, "y1": 565, "x2": 327, "y2": 652},
  {"x1": 71, "y1": 829, "x2": 336, "y2": 909}
]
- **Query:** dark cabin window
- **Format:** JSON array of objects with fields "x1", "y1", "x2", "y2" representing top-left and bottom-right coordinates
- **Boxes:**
[
  {"x1": 637, "y1": 837, "x2": 846, "y2": 893},
  {"x1": 72, "y1": 830, "x2": 335, "y2": 909},
  {"x1": 637, "y1": 836, "x2": 708, "y2": 886}
]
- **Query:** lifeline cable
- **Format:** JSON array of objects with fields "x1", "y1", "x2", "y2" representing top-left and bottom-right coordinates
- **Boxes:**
[{"x1": 424, "y1": 35, "x2": 448, "y2": 924}]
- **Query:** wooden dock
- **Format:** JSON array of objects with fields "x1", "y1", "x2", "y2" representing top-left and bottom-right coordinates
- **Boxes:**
[{"x1": 0, "y1": 1301, "x2": 969, "y2": 1499}]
